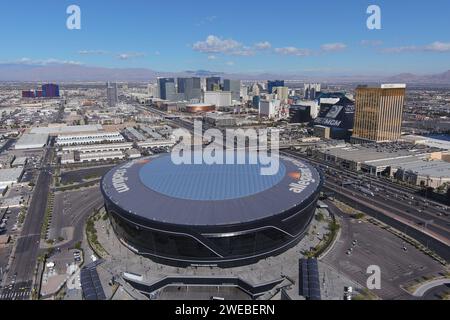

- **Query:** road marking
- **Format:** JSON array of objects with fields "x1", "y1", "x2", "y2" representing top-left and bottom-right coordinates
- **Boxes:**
[{"x1": 15, "y1": 233, "x2": 41, "y2": 240}]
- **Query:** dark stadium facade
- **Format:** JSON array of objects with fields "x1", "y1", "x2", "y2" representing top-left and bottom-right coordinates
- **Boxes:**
[{"x1": 101, "y1": 153, "x2": 323, "y2": 267}]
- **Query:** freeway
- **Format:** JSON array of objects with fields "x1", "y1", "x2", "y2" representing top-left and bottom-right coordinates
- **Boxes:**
[
  {"x1": 324, "y1": 179, "x2": 450, "y2": 245},
  {"x1": 282, "y1": 150, "x2": 450, "y2": 246},
  {"x1": 0, "y1": 143, "x2": 54, "y2": 300}
]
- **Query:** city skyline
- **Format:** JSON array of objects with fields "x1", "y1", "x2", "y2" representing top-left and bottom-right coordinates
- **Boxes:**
[{"x1": 0, "y1": 0, "x2": 449, "y2": 76}]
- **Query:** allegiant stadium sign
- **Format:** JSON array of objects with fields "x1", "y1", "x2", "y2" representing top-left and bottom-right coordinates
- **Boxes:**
[
  {"x1": 112, "y1": 161, "x2": 134, "y2": 193},
  {"x1": 288, "y1": 158, "x2": 316, "y2": 194}
]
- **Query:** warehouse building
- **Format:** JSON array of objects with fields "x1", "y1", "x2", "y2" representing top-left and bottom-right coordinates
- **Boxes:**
[
  {"x1": 79, "y1": 151, "x2": 125, "y2": 162},
  {"x1": 0, "y1": 167, "x2": 24, "y2": 189},
  {"x1": 15, "y1": 133, "x2": 49, "y2": 150},
  {"x1": 56, "y1": 132, "x2": 124, "y2": 146},
  {"x1": 30, "y1": 124, "x2": 103, "y2": 136},
  {"x1": 58, "y1": 142, "x2": 133, "y2": 155},
  {"x1": 125, "y1": 127, "x2": 146, "y2": 142},
  {"x1": 394, "y1": 160, "x2": 450, "y2": 189}
]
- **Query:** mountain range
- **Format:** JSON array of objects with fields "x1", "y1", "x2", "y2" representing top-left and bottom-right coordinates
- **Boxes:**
[{"x1": 0, "y1": 63, "x2": 449, "y2": 84}]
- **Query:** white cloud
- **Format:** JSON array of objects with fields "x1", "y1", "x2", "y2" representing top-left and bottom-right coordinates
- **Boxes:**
[
  {"x1": 196, "y1": 15, "x2": 217, "y2": 26},
  {"x1": 78, "y1": 50, "x2": 108, "y2": 55},
  {"x1": 274, "y1": 47, "x2": 312, "y2": 56},
  {"x1": 117, "y1": 52, "x2": 146, "y2": 60},
  {"x1": 254, "y1": 41, "x2": 272, "y2": 50},
  {"x1": 425, "y1": 41, "x2": 450, "y2": 52},
  {"x1": 207, "y1": 55, "x2": 218, "y2": 60},
  {"x1": 225, "y1": 61, "x2": 235, "y2": 66},
  {"x1": 381, "y1": 46, "x2": 418, "y2": 53},
  {"x1": 14, "y1": 57, "x2": 83, "y2": 66},
  {"x1": 321, "y1": 43, "x2": 347, "y2": 52},
  {"x1": 382, "y1": 41, "x2": 450, "y2": 54},
  {"x1": 361, "y1": 40, "x2": 383, "y2": 47},
  {"x1": 205, "y1": 15, "x2": 217, "y2": 23},
  {"x1": 193, "y1": 35, "x2": 255, "y2": 56}
]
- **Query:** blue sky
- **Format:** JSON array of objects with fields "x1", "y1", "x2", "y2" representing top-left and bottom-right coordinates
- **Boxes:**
[{"x1": 0, "y1": 0, "x2": 449, "y2": 75}]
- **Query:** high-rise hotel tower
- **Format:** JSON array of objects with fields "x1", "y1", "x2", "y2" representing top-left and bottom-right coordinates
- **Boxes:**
[{"x1": 352, "y1": 84, "x2": 406, "y2": 143}]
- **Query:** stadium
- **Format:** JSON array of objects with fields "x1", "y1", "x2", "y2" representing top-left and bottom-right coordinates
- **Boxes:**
[{"x1": 101, "y1": 153, "x2": 323, "y2": 267}]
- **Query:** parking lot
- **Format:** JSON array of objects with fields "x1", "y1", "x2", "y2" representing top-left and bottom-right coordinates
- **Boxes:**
[
  {"x1": 60, "y1": 165, "x2": 115, "y2": 185},
  {"x1": 47, "y1": 186, "x2": 103, "y2": 245},
  {"x1": 323, "y1": 201, "x2": 447, "y2": 300}
]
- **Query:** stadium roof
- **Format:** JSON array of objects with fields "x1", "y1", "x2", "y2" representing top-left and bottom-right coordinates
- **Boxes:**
[{"x1": 101, "y1": 153, "x2": 322, "y2": 226}]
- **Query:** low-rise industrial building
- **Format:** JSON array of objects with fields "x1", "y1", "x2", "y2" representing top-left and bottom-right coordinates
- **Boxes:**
[
  {"x1": 126, "y1": 149, "x2": 142, "y2": 159},
  {"x1": 137, "y1": 139, "x2": 176, "y2": 149},
  {"x1": 11, "y1": 157, "x2": 27, "y2": 168},
  {"x1": 61, "y1": 152, "x2": 76, "y2": 165},
  {"x1": 125, "y1": 127, "x2": 146, "y2": 142},
  {"x1": 314, "y1": 125, "x2": 331, "y2": 139},
  {"x1": 402, "y1": 135, "x2": 450, "y2": 151},
  {"x1": 79, "y1": 151, "x2": 125, "y2": 162},
  {"x1": 15, "y1": 133, "x2": 49, "y2": 150},
  {"x1": 56, "y1": 132, "x2": 124, "y2": 146},
  {"x1": 394, "y1": 160, "x2": 450, "y2": 189},
  {"x1": 58, "y1": 142, "x2": 133, "y2": 155},
  {"x1": 314, "y1": 144, "x2": 435, "y2": 175},
  {"x1": 204, "y1": 112, "x2": 236, "y2": 127},
  {"x1": 0, "y1": 167, "x2": 24, "y2": 189},
  {"x1": 140, "y1": 126, "x2": 163, "y2": 140},
  {"x1": 30, "y1": 124, "x2": 103, "y2": 136}
]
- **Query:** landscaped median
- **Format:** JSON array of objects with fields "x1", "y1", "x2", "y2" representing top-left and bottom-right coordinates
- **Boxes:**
[
  {"x1": 41, "y1": 192, "x2": 55, "y2": 240},
  {"x1": 86, "y1": 208, "x2": 109, "y2": 259}
]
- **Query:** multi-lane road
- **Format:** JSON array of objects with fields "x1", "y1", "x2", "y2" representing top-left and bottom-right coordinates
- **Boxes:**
[
  {"x1": 0, "y1": 144, "x2": 54, "y2": 300},
  {"x1": 281, "y1": 149, "x2": 450, "y2": 260}
]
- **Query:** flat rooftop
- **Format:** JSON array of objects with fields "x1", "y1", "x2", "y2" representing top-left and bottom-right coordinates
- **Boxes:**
[
  {"x1": 400, "y1": 160, "x2": 450, "y2": 178},
  {"x1": 403, "y1": 135, "x2": 450, "y2": 151},
  {"x1": 0, "y1": 167, "x2": 23, "y2": 183},
  {"x1": 321, "y1": 145, "x2": 430, "y2": 164},
  {"x1": 30, "y1": 124, "x2": 103, "y2": 135},
  {"x1": 15, "y1": 133, "x2": 48, "y2": 149}
]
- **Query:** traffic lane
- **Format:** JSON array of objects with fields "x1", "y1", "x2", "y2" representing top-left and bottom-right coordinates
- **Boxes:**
[
  {"x1": 328, "y1": 183, "x2": 450, "y2": 245},
  {"x1": 0, "y1": 280, "x2": 32, "y2": 300},
  {"x1": 325, "y1": 181, "x2": 450, "y2": 243},
  {"x1": 354, "y1": 189, "x2": 450, "y2": 238},
  {"x1": 285, "y1": 150, "x2": 448, "y2": 211},
  {"x1": 338, "y1": 181, "x2": 450, "y2": 227},
  {"x1": 373, "y1": 191, "x2": 450, "y2": 227},
  {"x1": 324, "y1": 201, "x2": 446, "y2": 300},
  {"x1": 352, "y1": 179, "x2": 450, "y2": 221},
  {"x1": 332, "y1": 165, "x2": 447, "y2": 214},
  {"x1": 324, "y1": 165, "x2": 447, "y2": 216},
  {"x1": 9, "y1": 234, "x2": 40, "y2": 282},
  {"x1": 6, "y1": 149, "x2": 52, "y2": 284}
]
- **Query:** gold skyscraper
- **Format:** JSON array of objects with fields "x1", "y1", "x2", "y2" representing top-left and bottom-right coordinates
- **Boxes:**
[{"x1": 352, "y1": 84, "x2": 406, "y2": 143}]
